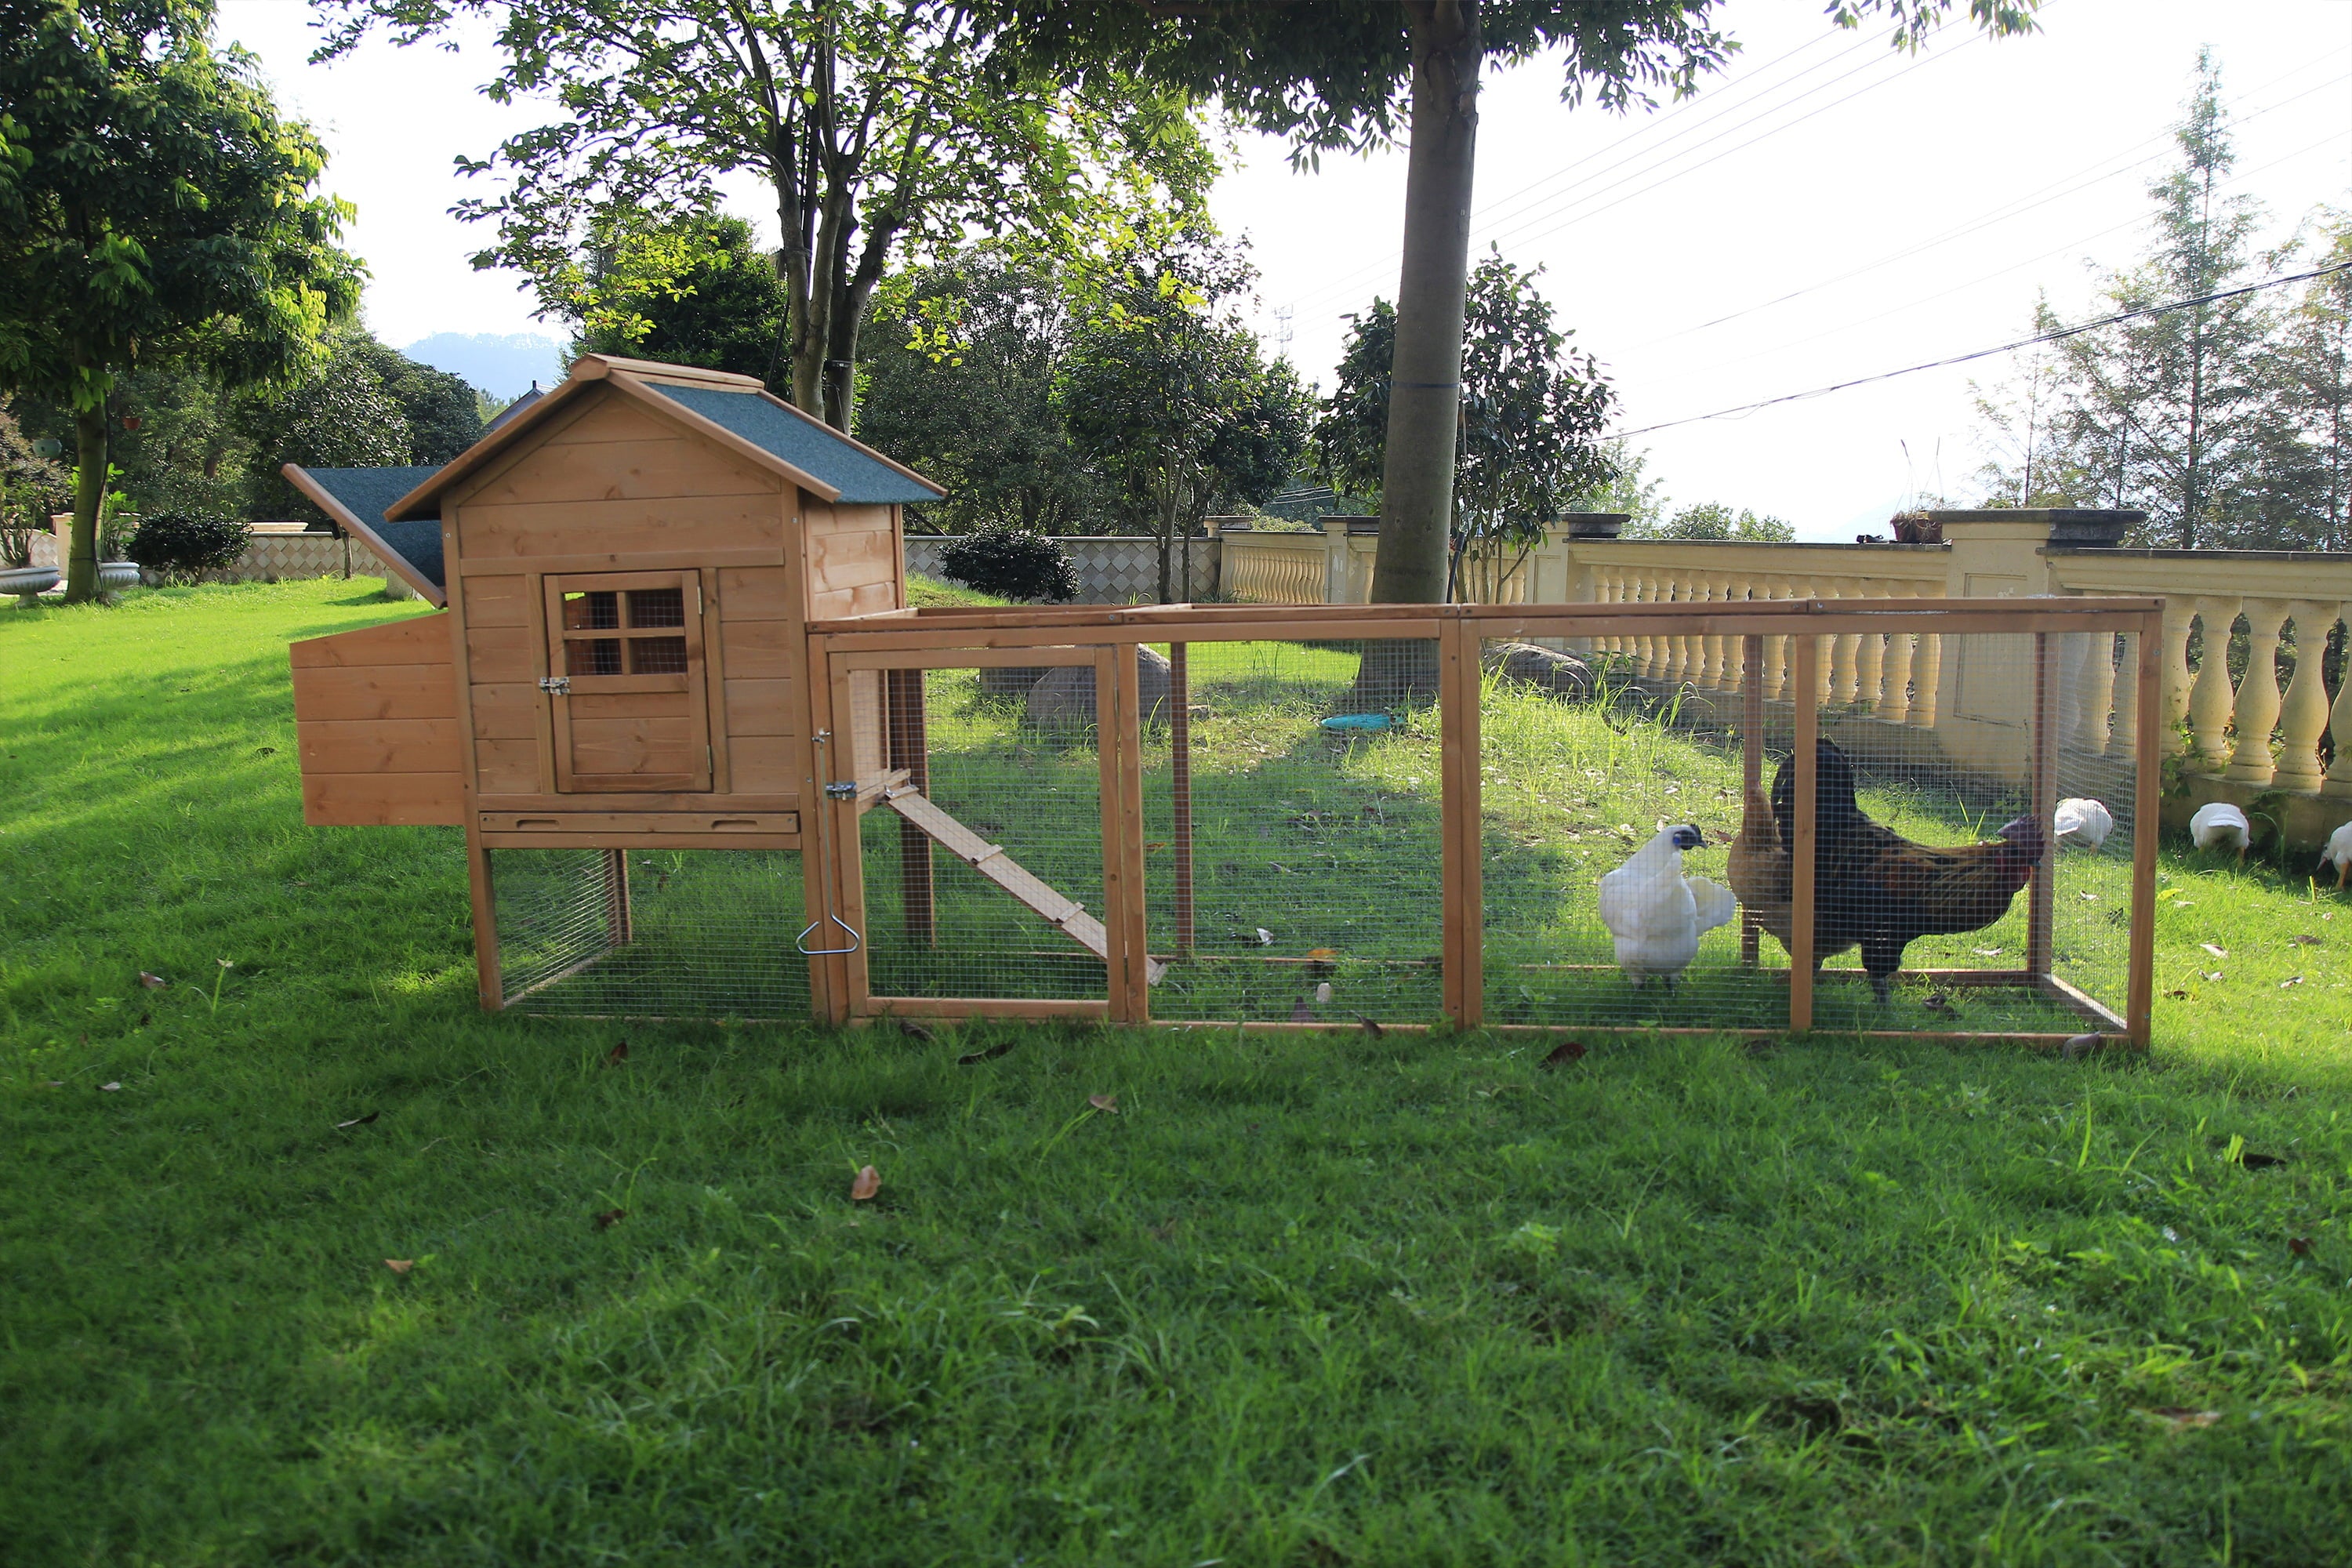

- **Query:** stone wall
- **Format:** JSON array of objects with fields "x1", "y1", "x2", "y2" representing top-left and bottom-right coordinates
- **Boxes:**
[
  {"x1": 27, "y1": 523, "x2": 418, "y2": 598},
  {"x1": 904, "y1": 534, "x2": 1220, "y2": 604}
]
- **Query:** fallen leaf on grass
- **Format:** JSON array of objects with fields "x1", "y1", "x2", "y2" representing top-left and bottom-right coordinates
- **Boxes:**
[
  {"x1": 138, "y1": 971, "x2": 168, "y2": 989},
  {"x1": 336, "y1": 1112, "x2": 379, "y2": 1130},
  {"x1": 2292, "y1": 934, "x2": 2322, "y2": 946},
  {"x1": 850, "y1": 1166, "x2": 881, "y2": 1201},
  {"x1": 136, "y1": 1013, "x2": 148, "y2": 1028},
  {"x1": 593, "y1": 1207, "x2": 628, "y2": 1229},
  {"x1": 2289, "y1": 1237, "x2": 2314, "y2": 1257},
  {"x1": 1088, "y1": 1094, "x2": 1119, "y2": 1114},
  {"x1": 1973, "y1": 946, "x2": 2002, "y2": 957},
  {"x1": 384, "y1": 1260, "x2": 414, "y2": 1275},
  {"x1": 2062, "y1": 1034, "x2": 2101, "y2": 1061},
  {"x1": 1290, "y1": 996, "x2": 1313, "y2": 1022},
  {"x1": 1923, "y1": 993, "x2": 1957, "y2": 1015},
  {"x1": 1540, "y1": 1040, "x2": 1588, "y2": 1069},
  {"x1": 98, "y1": 1082, "x2": 122, "y2": 1092},
  {"x1": 1315, "y1": 982, "x2": 1333, "y2": 1004},
  {"x1": 1144, "y1": 841, "x2": 1169, "y2": 851},
  {"x1": 2202, "y1": 971, "x2": 2224, "y2": 982},
  {"x1": 2158, "y1": 887, "x2": 2183, "y2": 902},
  {"x1": 897, "y1": 1019, "x2": 937, "y2": 1045},
  {"x1": 957, "y1": 1041, "x2": 1014, "y2": 1065},
  {"x1": 604, "y1": 1040, "x2": 629, "y2": 1065},
  {"x1": 2281, "y1": 975, "x2": 2304, "y2": 989},
  {"x1": 2139, "y1": 1407, "x2": 2223, "y2": 1431},
  {"x1": 1254, "y1": 927, "x2": 1276, "y2": 946},
  {"x1": 1356, "y1": 1013, "x2": 1384, "y2": 1038},
  {"x1": 2166, "y1": 989, "x2": 2190, "y2": 1000},
  {"x1": 2200, "y1": 943, "x2": 2228, "y2": 959},
  {"x1": 2078, "y1": 891, "x2": 2099, "y2": 902},
  {"x1": 2240, "y1": 1152, "x2": 2289, "y2": 1170}
]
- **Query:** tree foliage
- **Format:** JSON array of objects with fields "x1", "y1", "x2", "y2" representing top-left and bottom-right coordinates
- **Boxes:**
[
  {"x1": 1628, "y1": 501, "x2": 1795, "y2": 542},
  {"x1": 0, "y1": 0, "x2": 366, "y2": 597},
  {"x1": 1055, "y1": 234, "x2": 1313, "y2": 601},
  {"x1": 1316, "y1": 251, "x2": 1617, "y2": 598},
  {"x1": 858, "y1": 245, "x2": 1112, "y2": 534},
  {"x1": 318, "y1": 0, "x2": 1215, "y2": 430},
  {"x1": 561, "y1": 212, "x2": 790, "y2": 382}
]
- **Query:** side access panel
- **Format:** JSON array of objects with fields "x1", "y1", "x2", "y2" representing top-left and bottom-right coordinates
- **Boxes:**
[{"x1": 291, "y1": 613, "x2": 467, "y2": 826}]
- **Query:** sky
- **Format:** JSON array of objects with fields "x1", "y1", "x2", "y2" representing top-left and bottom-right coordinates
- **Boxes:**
[{"x1": 216, "y1": 0, "x2": 2352, "y2": 539}]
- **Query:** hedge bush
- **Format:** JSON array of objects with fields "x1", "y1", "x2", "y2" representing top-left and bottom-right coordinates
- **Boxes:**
[
  {"x1": 128, "y1": 511, "x2": 252, "y2": 581},
  {"x1": 935, "y1": 526, "x2": 1078, "y2": 604}
]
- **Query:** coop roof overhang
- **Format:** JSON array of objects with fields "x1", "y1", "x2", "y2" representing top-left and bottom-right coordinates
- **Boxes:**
[
  {"x1": 383, "y1": 354, "x2": 943, "y2": 522},
  {"x1": 281, "y1": 463, "x2": 450, "y2": 605}
]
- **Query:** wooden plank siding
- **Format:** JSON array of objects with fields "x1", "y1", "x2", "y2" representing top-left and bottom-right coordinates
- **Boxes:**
[
  {"x1": 289, "y1": 615, "x2": 467, "y2": 826},
  {"x1": 717, "y1": 557, "x2": 804, "y2": 794}
]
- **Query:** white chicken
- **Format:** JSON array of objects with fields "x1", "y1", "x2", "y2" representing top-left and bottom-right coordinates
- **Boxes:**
[
  {"x1": 2321, "y1": 821, "x2": 2352, "y2": 891},
  {"x1": 1599, "y1": 825, "x2": 1737, "y2": 986},
  {"x1": 2053, "y1": 797, "x2": 2113, "y2": 851},
  {"x1": 2190, "y1": 800, "x2": 2252, "y2": 862}
]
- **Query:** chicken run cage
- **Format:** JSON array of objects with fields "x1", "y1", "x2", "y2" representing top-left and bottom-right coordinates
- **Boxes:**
[{"x1": 499, "y1": 595, "x2": 2150, "y2": 1047}]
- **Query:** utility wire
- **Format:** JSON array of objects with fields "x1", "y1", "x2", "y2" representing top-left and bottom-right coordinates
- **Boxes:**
[{"x1": 1612, "y1": 257, "x2": 2352, "y2": 437}]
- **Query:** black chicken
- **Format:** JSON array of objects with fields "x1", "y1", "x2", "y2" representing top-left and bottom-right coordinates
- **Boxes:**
[{"x1": 1754, "y1": 738, "x2": 2044, "y2": 1003}]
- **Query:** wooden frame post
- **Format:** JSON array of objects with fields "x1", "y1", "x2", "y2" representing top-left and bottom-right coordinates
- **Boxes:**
[
  {"x1": 1788, "y1": 635, "x2": 1820, "y2": 1033},
  {"x1": 1740, "y1": 634, "x2": 1763, "y2": 967},
  {"x1": 1114, "y1": 644, "x2": 1149, "y2": 1022},
  {"x1": 467, "y1": 822, "x2": 504, "y2": 1011},
  {"x1": 1442, "y1": 619, "x2": 1483, "y2": 1029},
  {"x1": 1170, "y1": 642, "x2": 1196, "y2": 956},
  {"x1": 2127, "y1": 612, "x2": 2162, "y2": 1047},
  {"x1": 602, "y1": 848, "x2": 633, "y2": 945},
  {"x1": 884, "y1": 666, "x2": 935, "y2": 946},
  {"x1": 2027, "y1": 630, "x2": 2059, "y2": 980}
]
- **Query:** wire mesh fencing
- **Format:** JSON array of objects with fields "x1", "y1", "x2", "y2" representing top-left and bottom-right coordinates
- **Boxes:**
[
  {"x1": 855, "y1": 661, "x2": 1112, "y2": 1005},
  {"x1": 492, "y1": 847, "x2": 809, "y2": 1019},
  {"x1": 1141, "y1": 637, "x2": 1449, "y2": 1027}
]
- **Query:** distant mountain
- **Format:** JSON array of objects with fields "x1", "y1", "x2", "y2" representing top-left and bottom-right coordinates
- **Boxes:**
[{"x1": 401, "y1": 332, "x2": 569, "y2": 401}]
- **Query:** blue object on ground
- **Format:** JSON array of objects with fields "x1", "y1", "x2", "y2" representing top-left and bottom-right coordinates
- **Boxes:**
[{"x1": 1319, "y1": 713, "x2": 1394, "y2": 732}]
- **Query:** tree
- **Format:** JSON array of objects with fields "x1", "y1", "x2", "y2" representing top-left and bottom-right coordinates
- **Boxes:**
[
  {"x1": 0, "y1": 0, "x2": 365, "y2": 600},
  {"x1": 1630, "y1": 501, "x2": 1795, "y2": 542},
  {"x1": 555, "y1": 211, "x2": 790, "y2": 382},
  {"x1": 2252, "y1": 212, "x2": 2352, "y2": 550},
  {"x1": 319, "y1": 0, "x2": 1214, "y2": 431},
  {"x1": 0, "y1": 399, "x2": 71, "y2": 568},
  {"x1": 1057, "y1": 238, "x2": 1312, "y2": 601},
  {"x1": 858, "y1": 246, "x2": 1114, "y2": 534},
  {"x1": 993, "y1": 0, "x2": 2037, "y2": 614},
  {"x1": 1315, "y1": 250, "x2": 1617, "y2": 601}
]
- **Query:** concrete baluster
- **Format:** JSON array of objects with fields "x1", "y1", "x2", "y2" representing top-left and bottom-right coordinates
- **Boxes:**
[
  {"x1": 1720, "y1": 577, "x2": 1747, "y2": 692},
  {"x1": 1761, "y1": 575, "x2": 1791, "y2": 702},
  {"x1": 2224, "y1": 598, "x2": 2289, "y2": 783},
  {"x1": 2111, "y1": 630, "x2": 2138, "y2": 758},
  {"x1": 1693, "y1": 576, "x2": 1722, "y2": 688},
  {"x1": 1911, "y1": 605, "x2": 1944, "y2": 728},
  {"x1": 2274, "y1": 601, "x2": 2337, "y2": 790},
  {"x1": 1632, "y1": 572, "x2": 1657, "y2": 677},
  {"x1": 1826, "y1": 579, "x2": 1862, "y2": 706},
  {"x1": 2327, "y1": 602, "x2": 2352, "y2": 799},
  {"x1": 1662, "y1": 574, "x2": 1691, "y2": 684},
  {"x1": 1854, "y1": 582, "x2": 1889, "y2": 713},
  {"x1": 2158, "y1": 601, "x2": 2197, "y2": 754},
  {"x1": 2186, "y1": 598, "x2": 2242, "y2": 771},
  {"x1": 2078, "y1": 630, "x2": 2117, "y2": 757}
]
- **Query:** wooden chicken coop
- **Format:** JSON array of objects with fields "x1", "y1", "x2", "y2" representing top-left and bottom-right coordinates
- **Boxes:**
[
  {"x1": 284, "y1": 354, "x2": 2162, "y2": 1047},
  {"x1": 284, "y1": 354, "x2": 947, "y2": 1011}
]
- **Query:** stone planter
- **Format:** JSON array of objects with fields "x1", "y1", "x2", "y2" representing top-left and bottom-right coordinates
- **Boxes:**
[
  {"x1": 1562, "y1": 513, "x2": 1632, "y2": 540},
  {"x1": 99, "y1": 561, "x2": 141, "y2": 590},
  {"x1": 2, "y1": 564, "x2": 60, "y2": 604}
]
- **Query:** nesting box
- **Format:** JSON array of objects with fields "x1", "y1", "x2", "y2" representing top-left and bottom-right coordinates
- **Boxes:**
[{"x1": 285, "y1": 354, "x2": 942, "y2": 1008}]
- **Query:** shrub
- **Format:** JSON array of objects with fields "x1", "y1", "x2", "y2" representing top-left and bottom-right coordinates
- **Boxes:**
[
  {"x1": 936, "y1": 525, "x2": 1077, "y2": 603},
  {"x1": 129, "y1": 510, "x2": 252, "y2": 581}
]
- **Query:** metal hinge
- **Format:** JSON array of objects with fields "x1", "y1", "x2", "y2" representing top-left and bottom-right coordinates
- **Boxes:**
[
  {"x1": 538, "y1": 675, "x2": 571, "y2": 695},
  {"x1": 824, "y1": 781, "x2": 858, "y2": 800}
]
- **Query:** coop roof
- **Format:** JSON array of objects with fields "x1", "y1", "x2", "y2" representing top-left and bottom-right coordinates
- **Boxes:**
[
  {"x1": 384, "y1": 354, "x2": 942, "y2": 522},
  {"x1": 281, "y1": 463, "x2": 449, "y2": 605}
]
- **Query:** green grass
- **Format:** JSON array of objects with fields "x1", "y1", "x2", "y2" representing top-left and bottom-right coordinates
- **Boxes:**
[{"x1": 5, "y1": 582, "x2": 2352, "y2": 1566}]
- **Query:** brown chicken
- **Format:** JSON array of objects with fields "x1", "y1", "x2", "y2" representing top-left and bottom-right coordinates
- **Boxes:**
[{"x1": 1729, "y1": 739, "x2": 2045, "y2": 1002}]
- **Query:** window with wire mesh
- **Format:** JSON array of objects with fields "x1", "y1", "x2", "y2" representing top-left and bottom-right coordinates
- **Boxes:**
[
  {"x1": 494, "y1": 847, "x2": 811, "y2": 1020},
  {"x1": 857, "y1": 662, "x2": 1111, "y2": 1003},
  {"x1": 1479, "y1": 626, "x2": 2135, "y2": 1036},
  {"x1": 1141, "y1": 637, "x2": 1446, "y2": 1026}
]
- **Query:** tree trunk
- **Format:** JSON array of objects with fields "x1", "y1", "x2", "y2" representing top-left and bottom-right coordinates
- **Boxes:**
[
  {"x1": 1357, "y1": 0, "x2": 1480, "y2": 705},
  {"x1": 62, "y1": 404, "x2": 107, "y2": 604}
]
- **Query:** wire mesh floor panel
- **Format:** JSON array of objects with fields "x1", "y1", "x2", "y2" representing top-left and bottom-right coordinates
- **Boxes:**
[
  {"x1": 495, "y1": 848, "x2": 811, "y2": 1019},
  {"x1": 860, "y1": 665, "x2": 1109, "y2": 1003},
  {"x1": 1145, "y1": 639, "x2": 1447, "y2": 1025}
]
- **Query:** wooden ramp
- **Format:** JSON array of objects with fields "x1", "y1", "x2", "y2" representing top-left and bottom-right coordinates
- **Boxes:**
[{"x1": 880, "y1": 785, "x2": 1163, "y2": 984}]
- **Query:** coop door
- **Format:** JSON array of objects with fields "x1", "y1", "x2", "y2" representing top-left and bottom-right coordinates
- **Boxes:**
[{"x1": 543, "y1": 572, "x2": 713, "y2": 793}]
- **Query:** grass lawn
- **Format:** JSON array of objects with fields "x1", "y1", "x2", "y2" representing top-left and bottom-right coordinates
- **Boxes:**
[{"x1": 5, "y1": 580, "x2": 2352, "y2": 1566}]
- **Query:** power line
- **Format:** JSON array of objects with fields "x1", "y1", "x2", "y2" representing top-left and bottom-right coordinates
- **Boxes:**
[{"x1": 1612, "y1": 258, "x2": 2352, "y2": 437}]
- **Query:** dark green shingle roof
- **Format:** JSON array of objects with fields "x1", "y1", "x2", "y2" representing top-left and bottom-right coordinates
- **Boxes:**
[
  {"x1": 300, "y1": 466, "x2": 446, "y2": 589},
  {"x1": 648, "y1": 383, "x2": 942, "y2": 505}
]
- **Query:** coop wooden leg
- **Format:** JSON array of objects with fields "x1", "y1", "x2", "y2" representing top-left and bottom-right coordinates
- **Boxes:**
[
  {"x1": 886, "y1": 667, "x2": 935, "y2": 946},
  {"x1": 2126, "y1": 617, "x2": 2161, "y2": 1047},
  {"x1": 2028, "y1": 632, "x2": 2058, "y2": 980},
  {"x1": 467, "y1": 825, "x2": 505, "y2": 1012},
  {"x1": 1740, "y1": 635, "x2": 1762, "y2": 967},
  {"x1": 1171, "y1": 642, "x2": 1195, "y2": 956},
  {"x1": 604, "y1": 848, "x2": 633, "y2": 946}
]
